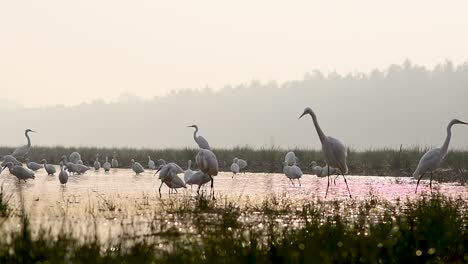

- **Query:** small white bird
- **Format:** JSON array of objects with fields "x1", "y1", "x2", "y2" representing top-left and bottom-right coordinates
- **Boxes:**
[
  {"x1": 111, "y1": 152, "x2": 119, "y2": 168},
  {"x1": 59, "y1": 163, "x2": 69, "y2": 185},
  {"x1": 300, "y1": 107, "x2": 352, "y2": 198},
  {"x1": 230, "y1": 162, "x2": 240, "y2": 178},
  {"x1": 103, "y1": 157, "x2": 111, "y2": 172},
  {"x1": 131, "y1": 159, "x2": 145, "y2": 175},
  {"x1": 155, "y1": 163, "x2": 185, "y2": 197},
  {"x1": 1, "y1": 162, "x2": 35, "y2": 182},
  {"x1": 414, "y1": 119, "x2": 468, "y2": 193},
  {"x1": 184, "y1": 160, "x2": 194, "y2": 184},
  {"x1": 25, "y1": 158, "x2": 43, "y2": 171},
  {"x1": 284, "y1": 151, "x2": 298, "y2": 166},
  {"x1": 185, "y1": 171, "x2": 212, "y2": 194},
  {"x1": 148, "y1": 156, "x2": 156, "y2": 170},
  {"x1": 41, "y1": 159, "x2": 56, "y2": 176},
  {"x1": 233, "y1": 157, "x2": 247, "y2": 173},
  {"x1": 188, "y1": 124, "x2": 211, "y2": 149},
  {"x1": 283, "y1": 162, "x2": 303, "y2": 186},
  {"x1": 11, "y1": 129, "x2": 37, "y2": 159},
  {"x1": 94, "y1": 155, "x2": 101, "y2": 171}
]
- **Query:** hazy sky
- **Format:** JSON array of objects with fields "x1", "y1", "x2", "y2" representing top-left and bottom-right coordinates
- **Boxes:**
[{"x1": 1, "y1": 0, "x2": 468, "y2": 107}]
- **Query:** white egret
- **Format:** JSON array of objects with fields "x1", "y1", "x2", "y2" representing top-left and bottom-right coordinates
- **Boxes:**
[
  {"x1": 188, "y1": 125, "x2": 211, "y2": 149},
  {"x1": 184, "y1": 160, "x2": 194, "y2": 184},
  {"x1": 230, "y1": 162, "x2": 240, "y2": 178},
  {"x1": 1, "y1": 155, "x2": 22, "y2": 167},
  {"x1": 41, "y1": 159, "x2": 56, "y2": 175},
  {"x1": 69, "y1": 152, "x2": 81, "y2": 164},
  {"x1": 2, "y1": 162, "x2": 35, "y2": 182},
  {"x1": 156, "y1": 159, "x2": 166, "y2": 168},
  {"x1": 11, "y1": 129, "x2": 37, "y2": 158},
  {"x1": 310, "y1": 161, "x2": 323, "y2": 176},
  {"x1": 148, "y1": 156, "x2": 156, "y2": 170},
  {"x1": 233, "y1": 157, "x2": 248, "y2": 173},
  {"x1": 25, "y1": 158, "x2": 43, "y2": 171},
  {"x1": 284, "y1": 151, "x2": 298, "y2": 166},
  {"x1": 154, "y1": 163, "x2": 185, "y2": 197},
  {"x1": 283, "y1": 162, "x2": 303, "y2": 186},
  {"x1": 103, "y1": 157, "x2": 111, "y2": 172},
  {"x1": 195, "y1": 149, "x2": 218, "y2": 198},
  {"x1": 300, "y1": 107, "x2": 352, "y2": 198},
  {"x1": 111, "y1": 152, "x2": 119, "y2": 168},
  {"x1": 414, "y1": 119, "x2": 468, "y2": 193},
  {"x1": 185, "y1": 171, "x2": 212, "y2": 195},
  {"x1": 131, "y1": 159, "x2": 145, "y2": 175},
  {"x1": 59, "y1": 163, "x2": 69, "y2": 184},
  {"x1": 94, "y1": 155, "x2": 101, "y2": 171}
]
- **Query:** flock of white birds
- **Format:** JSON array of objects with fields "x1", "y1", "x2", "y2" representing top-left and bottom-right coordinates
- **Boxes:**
[{"x1": 1, "y1": 107, "x2": 467, "y2": 198}]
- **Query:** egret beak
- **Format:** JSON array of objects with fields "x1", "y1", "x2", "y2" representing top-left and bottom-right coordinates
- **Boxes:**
[
  {"x1": 461, "y1": 121, "x2": 468, "y2": 125},
  {"x1": 299, "y1": 111, "x2": 307, "y2": 119},
  {"x1": 154, "y1": 167, "x2": 162, "y2": 176}
]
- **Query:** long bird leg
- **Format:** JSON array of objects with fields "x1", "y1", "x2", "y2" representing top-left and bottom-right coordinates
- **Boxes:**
[
  {"x1": 174, "y1": 188, "x2": 178, "y2": 193},
  {"x1": 333, "y1": 175, "x2": 339, "y2": 185},
  {"x1": 298, "y1": 179, "x2": 301, "y2": 187},
  {"x1": 325, "y1": 166, "x2": 331, "y2": 198},
  {"x1": 342, "y1": 174, "x2": 352, "y2": 198},
  {"x1": 197, "y1": 184, "x2": 202, "y2": 195},
  {"x1": 209, "y1": 175, "x2": 215, "y2": 200},
  {"x1": 415, "y1": 173, "x2": 425, "y2": 193},
  {"x1": 158, "y1": 182, "x2": 164, "y2": 198}
]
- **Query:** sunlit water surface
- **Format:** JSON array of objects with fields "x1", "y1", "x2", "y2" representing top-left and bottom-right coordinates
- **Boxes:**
[{"x1": 1, "y1": 167, "x2": 467, "y2": 243}]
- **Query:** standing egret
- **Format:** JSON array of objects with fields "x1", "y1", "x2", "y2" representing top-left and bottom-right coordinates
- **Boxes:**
[
  {"x1": 111, "y1": 152, "x2": 119, "y2": 168},
  {"x1": 154, "y1": 163, "x2": 185, "y2": 197},
  {"x1": 94, "y1": 155, "x2": 101, "y2": 171},
  {"x1": 184, "y1": 160, "x2": 194, "y2": 184},
  {"x1": 25, "y1": 158, "x2": 43, "y2": 171},
  {"x1": 148, "y1": 156, "x2": 156, "y2": 170},
  {"x1": 11, "y1": 129, "x2": 37, "y2": 159},
  {"x1": 283, "y1": 162, "x2": 303, "y2": 186},
  {"x1": 131, "y1": 159, "x2": 145, "y2": 175},
  {"x1": 59, "y1": 163, "x2": 69, "y2": 185},
  {"x1": 234, "y1": 157, "x2": 248, "y2": 173},
  {"x1": 310, "y1": 161, "x2": 323, "y2": 176},
  {"x1": 69, "y1": 152, "x2": 81, "y2": 164},
  {"x1": 41, "y1": 159, "x2": 56, "y2": 175},
  {"x1": 299, "y1": 107, "x2": 352, "y2": 198},
  {"x1": 414, "y1": 119, "x2": 468, "y2": 193},
  {"x1": 186, "y1": 171, "x2": 212, "y2": 194},
  {"x1": 284, "y1": 151, "x2": 298, "y2": 166},
  {"x1": 1, "y1": 155, "x2": 22, "y2": 167},
  {"x1": 2, "y1": 162, "x2": 35, "y2": 182},
  {"x1": 230, "y1": 162, "x2": 240, "y2": 178},
  {"x1": 103, "y1": 157, "x2": 111, "y2": 172},
  {"x1": 188, "y1": 125, "x2": 211, "y2": 149},
  {"x1": 195, "y1": 149, "x2": 218, "y2": 198}
]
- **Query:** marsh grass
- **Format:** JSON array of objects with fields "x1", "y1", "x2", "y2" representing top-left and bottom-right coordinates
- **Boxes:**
[{"x1": 0, "y1": 193, "x2": 467, "y2": 263}]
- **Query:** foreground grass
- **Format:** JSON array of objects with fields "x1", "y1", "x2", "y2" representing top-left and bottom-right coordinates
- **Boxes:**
[
  {"x1": 0, "y1": 193, "x2": 467, "y2": 263},
  {"x1": 1, "y1": 146, "x2": 468, "y2": 179}
]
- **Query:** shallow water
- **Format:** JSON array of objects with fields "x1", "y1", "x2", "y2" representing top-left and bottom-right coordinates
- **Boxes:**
[{"x1": 1, "y1": 166, "x2": 467, "y2": 242}]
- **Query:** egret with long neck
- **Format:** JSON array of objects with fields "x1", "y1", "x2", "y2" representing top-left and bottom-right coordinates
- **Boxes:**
[
  {"x1": 299, "y1": 107, "x2": 351, "y2": 198},
  {"x1": 188, "y1": 125, "x2": 211, "y2": 150},
  {"x1": 11, "y1": 129, "x2": 37, "y2": 158},
  {"x1": 414, "y1": 119, "x2": 468, "y2": 193}
]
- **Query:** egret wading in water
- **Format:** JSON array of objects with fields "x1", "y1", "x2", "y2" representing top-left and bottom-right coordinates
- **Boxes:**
[
  {"x1": 148, "y1": 156, "x2": 156, "y2": 170},
  {"x1": 184, "y1": 160, "x2": 194, "y2": 185},
  {"x1": 2, "y1": 162, "x2": 35, "y2": 182},
  {"x1": 154, "y1": 163, "x2": 186, "y2": 197},
  {"x1": 185, "y1": 171, "x2": 211, "y2": 194},
  {"x1": 25, "y1": 158, "x2": 43, "y2": 171},
  {"x1": 233, "y1": 157, "x2": 248, "y2": 173},
  {"x1": 195, "y1": 149, "x2": 218, "y2": 198},
  {"x1": 94, "y1": 155, "x2": 101, "y2": 171},
  {"x1": 111, "y1": 152, "x2": 119, "y2": 168},
  {"x1": 131, "y1": 159, "x2": 145, "y2": 175},
  {"x1": 11, "y1": 129, "x2": 37, "y2": 159},
  {"x1": 299, "y1": 107, "x2": 352, "y2": 198},
  {"x1": 283, "y1": 162, "x2": 303, "y2": 186},
  {"x1": 59, "y1": 162, "x2": 69, "y2": 185},
  {"x1": 230, "y1": 161, "x2": 240, "y2": 178},
  {"x1": 103, "y1": 157, "x2": 111, "y2": 172},
  {"x1": 69, "y1": 152, "x2": 81, "y2": 164},
  {"x1": 188, "y1": 125, "x2": 211, "y2": 149},
  {"x1": 41, "y1": 159, "x2": 56, "y2": 176},
  {"x1": 414, "y1": 119, "x2": 468, "y2": 193}
]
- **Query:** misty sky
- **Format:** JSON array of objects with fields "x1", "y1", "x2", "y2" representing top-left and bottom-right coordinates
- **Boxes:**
[{"x1": 1, "y1": 0, "x2": 468, "y2": 107}]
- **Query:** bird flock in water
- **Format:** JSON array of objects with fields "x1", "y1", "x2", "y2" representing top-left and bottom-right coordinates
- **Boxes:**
[{"x1": 1, "y1": 107, "x2": 467, "y2": 199}]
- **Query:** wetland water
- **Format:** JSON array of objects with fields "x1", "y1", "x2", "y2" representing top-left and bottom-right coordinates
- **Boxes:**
[{"x1": 1, "y1": 167, "x2": 467, "y2": 243}]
